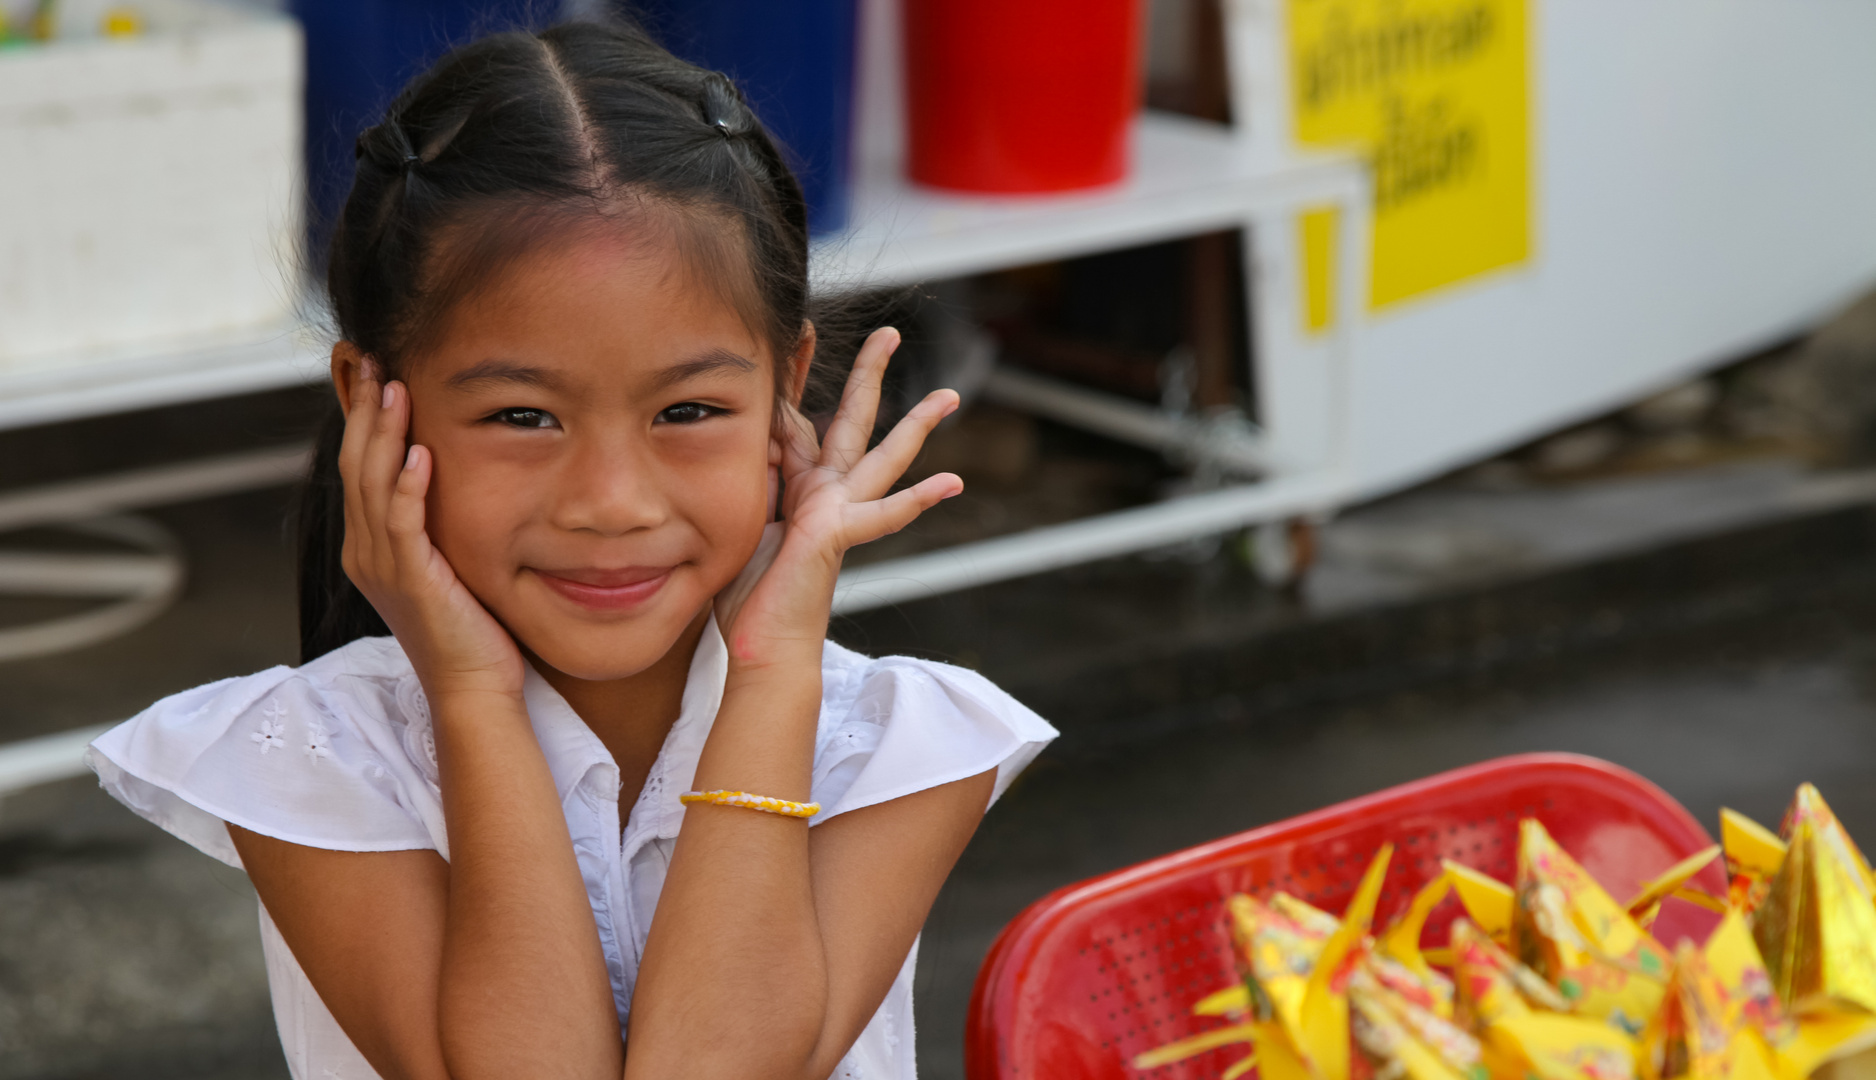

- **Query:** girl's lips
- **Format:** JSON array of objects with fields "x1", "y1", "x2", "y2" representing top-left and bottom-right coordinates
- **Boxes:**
[{"x1": 532, "y1": 567, "x2": 673, "y2": 611}]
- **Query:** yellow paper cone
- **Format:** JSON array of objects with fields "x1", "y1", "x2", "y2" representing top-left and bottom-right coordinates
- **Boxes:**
[
  {"x1": 1752, "y1": 787, "x2": 1876, "y2": 1017},
  {"x1": 1489, "y1": 1011, "x2": 1640, "y2": 1080},
  {"x1": 1448, "y1": 860, "x2": 1517, "y2": 942},
  {"x1": 1453, "y1": 918, "x2": 1572, "y2": 1031},
  {"x1": 1626, "y1": 847, "x2": 1723, "y2": 925},
  {"x1": 1298, "y1": 845, "x2": 1395, "y2": 1080},
  {"x1": 1350, "y1": 973, "x2": 1478, "y2": 1080},
  {"x1": 1386, "y1": 874, "x2": 1457, "y2": 988},
  {"x1": 1513, "y1": 819, "x2": 1670, "y2": 1036}
]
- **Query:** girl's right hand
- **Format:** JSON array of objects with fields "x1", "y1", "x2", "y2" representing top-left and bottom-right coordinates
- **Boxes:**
[{"x1": 338, "y1": 364, "x2": 526, "y2": 702}]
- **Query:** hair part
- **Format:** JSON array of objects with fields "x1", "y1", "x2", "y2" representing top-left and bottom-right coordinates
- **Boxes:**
[{"x1": 298, "y1": 17, "x2": 817, "y2": 663}]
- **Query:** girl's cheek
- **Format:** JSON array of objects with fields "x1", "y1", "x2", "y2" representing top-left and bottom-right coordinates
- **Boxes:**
[
  {"x1": 424, "y1": 444, "x2": 537, "y2": 576},
  {"x1": 665, "y1": 436, "x2": 773, "y2": 553}
]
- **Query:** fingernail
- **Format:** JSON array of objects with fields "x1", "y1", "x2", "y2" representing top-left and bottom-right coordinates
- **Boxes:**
[
  {"x1": 381, "y1": 382, "x2": 394, "y2": 408},
  {"x1": 404, "y1": 446, "x2": 418, "y2": 470}
]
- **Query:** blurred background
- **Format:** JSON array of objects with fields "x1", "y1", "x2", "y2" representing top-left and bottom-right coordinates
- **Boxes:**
[{"x1": 3, "y1": 1, "x2": 1876, "y2": 1077}]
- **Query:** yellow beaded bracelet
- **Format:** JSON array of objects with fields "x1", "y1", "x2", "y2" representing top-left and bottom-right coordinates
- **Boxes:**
[{"x1": 679, "y1": 789, "x2": 821, "y2": 819}]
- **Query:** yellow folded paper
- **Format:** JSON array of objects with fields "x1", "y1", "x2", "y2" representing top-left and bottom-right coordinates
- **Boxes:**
[
  {"x1": 1134, "y1": 783, "x2": 1876, "y2": 1080},
  {"x1": 1514, "y1": 819, "x2": 1671, "y2": 1035},
  {"x1": 1639, "y1": 940, "x2": 1782, "y2": 1080},
  {"x1": 1384, "y1": 873, "x2": 1459, "y2": 1016},
  {"x1": 1724, "y1": 809, "x2": 1788, "y2": 916},
  {"x1": 1626, "y1": 847, "x2": 1724, "y2": 928},
  {"x1": 1230, "y1": 892, "x2": 1335, "y2": 1028},
  {"x1": 1349, "y1": 965, "x2": 1486, "y2": 1080},
  {"x1": 1295, "y1": 845, "x2": 1396, "y2": 1080},
  {"x1": 1448, "y1": 859, "x2": 1517, "y2": 943},
  {"x1": 1752, "y1": 786, "x2": 1876, "y2": 1017},
  {"x1": 1453, "y1": 917, "x2": 1571, "y2": 1030},
  {"x1": 1491, "y1": 1010, "x2": 1641, "y2": 1080}
]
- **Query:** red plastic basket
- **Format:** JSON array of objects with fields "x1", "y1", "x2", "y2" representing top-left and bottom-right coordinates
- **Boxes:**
[{"x1": 963, "y1": 753, "x2": 1721, "y2": 1080}]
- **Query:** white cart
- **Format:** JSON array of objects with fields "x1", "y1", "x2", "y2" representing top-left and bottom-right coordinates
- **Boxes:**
[{"x1": 5, "y1": 0, "x2": 1876, "y2": 785}]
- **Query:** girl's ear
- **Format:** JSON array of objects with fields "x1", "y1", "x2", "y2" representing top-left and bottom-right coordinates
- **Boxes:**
[
  {"x1": 330, "y1": 342, "x2": 374, "y2": 418},
  {"x1": 784, "y1": 322, "x2": 816, "y2": 407}
]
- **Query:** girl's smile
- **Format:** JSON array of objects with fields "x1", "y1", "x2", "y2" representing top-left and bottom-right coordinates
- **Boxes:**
[{"x1": 529, "y1": 565, "x2": 674, "y2": 611}]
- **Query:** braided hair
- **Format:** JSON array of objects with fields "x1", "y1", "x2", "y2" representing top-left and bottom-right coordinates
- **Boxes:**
[{"x1": 298, "y1": 18, "x2": 814, "y2": 662}]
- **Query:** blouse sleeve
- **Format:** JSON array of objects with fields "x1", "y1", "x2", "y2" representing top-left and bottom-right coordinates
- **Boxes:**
[
  {"x1": 811, "y1": 652, "x2": 1058, "y2": 822},
  {"x1": 85, "y1": 665, "x2": 438, "y2": 870}
]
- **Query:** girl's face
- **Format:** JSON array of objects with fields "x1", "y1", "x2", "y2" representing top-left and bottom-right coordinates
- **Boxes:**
[{"x1": 402, "y1": 223, "x2": 793, "y2": 682}]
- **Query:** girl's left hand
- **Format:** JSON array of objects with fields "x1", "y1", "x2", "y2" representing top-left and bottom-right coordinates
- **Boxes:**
[{"x1": 718, "y1": 327, "x2": 960, "y2": 672}]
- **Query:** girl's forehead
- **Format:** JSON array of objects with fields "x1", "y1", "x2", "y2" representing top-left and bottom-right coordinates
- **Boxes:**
[{"x1": 421, "y1": 219, "x2": 773, "y2": 384}]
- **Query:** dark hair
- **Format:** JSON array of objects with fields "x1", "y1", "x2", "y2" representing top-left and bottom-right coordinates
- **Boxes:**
[{"x1": 297, "y1": 18, "x2": 814, "y2": 663}]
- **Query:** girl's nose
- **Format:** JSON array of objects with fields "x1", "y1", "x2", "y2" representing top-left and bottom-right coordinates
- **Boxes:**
[{"x1": 549, "y1": 437, "x2": 670, "y2": 537}]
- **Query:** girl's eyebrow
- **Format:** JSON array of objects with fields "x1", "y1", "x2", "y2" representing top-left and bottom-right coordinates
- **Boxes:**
[
  {"x1": 650, "y1": 348, "x2": 757, "y2": 390},
  {"x1": 446, "y1": 359, "x2": 566, "y2": 391}
]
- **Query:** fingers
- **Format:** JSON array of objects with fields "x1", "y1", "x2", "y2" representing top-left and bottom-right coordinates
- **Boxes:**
[
  {"x1": 773, "y1": 401, "x2": 823, "y2": 524},
  {"x1": 338, "y1": 369, "x2": 414, "y2": 591},
  {"x1": 777, "y1": 400, "x2": 821, "y2": 478},
  {"x1": 842, "y1": 472, "x2": 963, "y2": 547},
  {"x1": 845, "y1": 388, "x2": 960, "y2": 501},
  {"x1": 336, "y1": 359, "x2": 381, "y2": 541},
  {"x1": 384, "y1": 443, "x2": 434, "y2": 584},
  {"x1": 819, "y1": 327, "x2": 899, "y2": 471},
  {"x1": 356, "y1": 380, "x2": 410, "y2": 530}
]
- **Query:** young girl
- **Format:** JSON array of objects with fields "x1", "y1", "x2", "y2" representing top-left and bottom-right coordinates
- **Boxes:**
[{"x1": 84, "y1": 19, "x2": 1054, "y2": 1080}]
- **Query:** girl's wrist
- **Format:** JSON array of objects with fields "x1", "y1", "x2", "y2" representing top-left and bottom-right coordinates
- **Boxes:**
[
  {"x1": 426, "y1": 683, "x2": 530, "y2": 721},
  {"x1": 724, "y1": 629, "x2": 826, "y2": 678},
  {"x1": 721, "y1": 662, "x2": 821, "y2": 709}
]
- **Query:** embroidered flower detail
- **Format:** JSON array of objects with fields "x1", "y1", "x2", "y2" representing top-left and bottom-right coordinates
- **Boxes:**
[
  {"x1": 395, "y1": 675, "x2": 442, "y2": 788},
  {"x1": 303, "y1": 719, "x2": 335, "y2": 764},
  {"x1": 251, "y1": 699, "x2": 288, "y2": 755}
]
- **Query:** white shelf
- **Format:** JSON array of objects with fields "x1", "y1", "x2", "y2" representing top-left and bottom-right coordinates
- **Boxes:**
[
  {"x1": 0, "y1": 114, "x2": 1355, "y2": 432},
  {"x1": 810, "y1": 111, "x2": 1359, "y2": 290},
  {"x1": 0, "y1": 320, "x2": 327, "y2": 433}
]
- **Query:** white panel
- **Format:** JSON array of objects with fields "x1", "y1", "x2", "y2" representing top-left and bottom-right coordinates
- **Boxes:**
[
  {"x1": 0, "y1": 3, "x2": 302, "y2": 369},
  {"x1": 1343, "y1": 0, "x2": 1876, "y2": 497},
  {"x1": 1248, "y1": 169, "x2": 1369, "y2": 477}
]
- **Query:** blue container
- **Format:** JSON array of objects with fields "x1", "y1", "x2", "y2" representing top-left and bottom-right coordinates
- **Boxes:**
[
  {"x1": 634, "y1": 0, "x2": 859, "y2": 236},
  {"x1": 292, "y1": 0, "x2": 547, "y2": 256}
]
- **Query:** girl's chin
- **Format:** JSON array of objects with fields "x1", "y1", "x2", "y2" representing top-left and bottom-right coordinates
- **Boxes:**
[
  {"x1": 508, "y1": 587, "x2": 717, "y2": 681},
  {"x1": 523, "y1": 634, "x2": 683, "y2": 683}
]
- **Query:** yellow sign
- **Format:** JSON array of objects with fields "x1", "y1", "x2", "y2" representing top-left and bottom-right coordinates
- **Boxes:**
[
  {"x1": 1300, "y1": 206, "x2": 1340, "y2": 333},
  {"x1": 1289, "y1": 0, "x2": 1530, "y2": 310}
]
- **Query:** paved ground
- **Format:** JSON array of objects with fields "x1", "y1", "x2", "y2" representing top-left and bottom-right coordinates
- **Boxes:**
[{"x1": 5, "y1": 394, "x2": 1876, "y2": 1078}]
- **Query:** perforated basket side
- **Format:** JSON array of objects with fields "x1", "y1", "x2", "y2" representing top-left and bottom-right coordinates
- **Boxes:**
[{"x1": 964, "y1": 753, "x2": 1717, "y2": 1080}]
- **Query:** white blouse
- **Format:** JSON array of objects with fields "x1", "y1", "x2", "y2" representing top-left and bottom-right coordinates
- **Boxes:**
[{"x1": 85, "y1": 617, "x2": 1056, "y2": 1080}]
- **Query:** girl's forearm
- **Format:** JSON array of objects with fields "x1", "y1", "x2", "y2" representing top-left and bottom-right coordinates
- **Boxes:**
[
  {"x1": 431, "y1": 690, "x2": 622, "y2": 1080},
  {"x1": 624, "y1": 665, "x2": 832, "y2": 1080}
]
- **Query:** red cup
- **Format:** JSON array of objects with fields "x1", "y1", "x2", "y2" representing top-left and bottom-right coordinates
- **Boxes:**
[{"x1": 905, "y1": 0, "x2": 1146, "y2": 194}]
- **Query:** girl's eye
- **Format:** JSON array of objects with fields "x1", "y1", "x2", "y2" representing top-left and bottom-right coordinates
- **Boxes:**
[
  {"x1": 489, "y1": 407, "x2": 560, "y2": 430},
  {"x1": 656, "y1": 402, "x2": 720, "y2": 425}
]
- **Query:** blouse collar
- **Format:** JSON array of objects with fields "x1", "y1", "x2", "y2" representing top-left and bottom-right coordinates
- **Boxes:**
[{"x1": 518, "y1": 614, "x2": 728, "y2": 841}]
